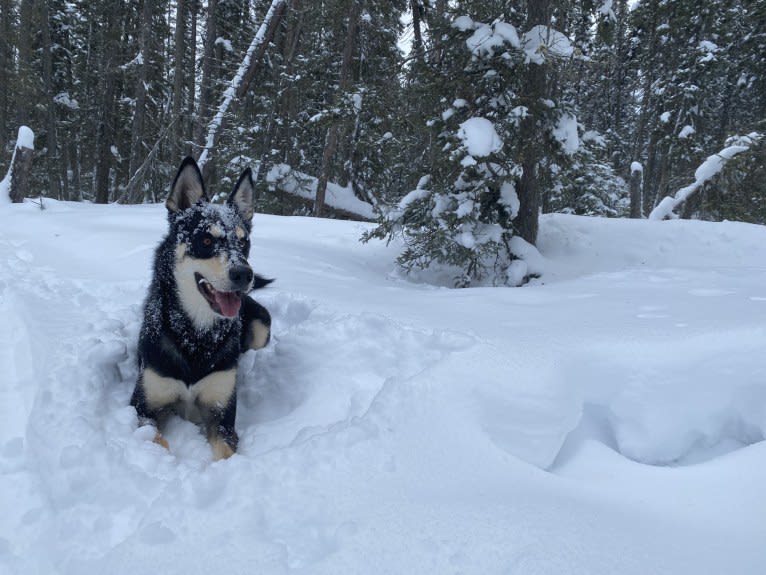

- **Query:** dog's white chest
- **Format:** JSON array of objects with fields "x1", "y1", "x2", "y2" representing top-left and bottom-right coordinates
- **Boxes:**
[{"x1": 142, "y1": 367, "x2": 237, "y2": 423}]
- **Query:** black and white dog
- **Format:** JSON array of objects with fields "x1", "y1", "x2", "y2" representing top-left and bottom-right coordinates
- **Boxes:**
[{"x1": 130, "y1": 157, "x2": 272, "y2": 460}]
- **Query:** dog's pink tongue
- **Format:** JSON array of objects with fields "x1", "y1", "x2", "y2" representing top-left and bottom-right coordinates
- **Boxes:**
[{"x1": 215, "y1": 291, "x2": 241, "y2": 317}]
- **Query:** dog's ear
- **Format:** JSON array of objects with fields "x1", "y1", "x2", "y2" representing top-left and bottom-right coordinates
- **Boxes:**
[
  {"x1": 228, "y1": 167, "x2": 254, "y2": 222},
  {"x1": 167, "y1": 157, "x2": 207, "y2": 213}
]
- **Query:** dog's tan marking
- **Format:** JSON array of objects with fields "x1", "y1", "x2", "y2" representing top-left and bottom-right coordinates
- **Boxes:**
[
  {"x1": 194, "y1": 369, "x2": 237, "y2": 409},
  {"x1": 153, "y1": 432, "x2": 170, "y2": 450},
  {"x1": 235, "y1": 226, "x2": 246, "y2": 239},
  {"x1": 209, "y1": 436, "x2": 236, "y2": 461},
  {"x1": 143, "y1": 367, "x2": 184, "y2": 410},
  {"x1": 209, "y1": 224, "x2": 225, "y2": 238},
  {"x1": 142, "y1": 367, "x2": 236, "y2": 422},
  {"x1": 247, "y1": 319, "x2": 270, "y2": 351}
]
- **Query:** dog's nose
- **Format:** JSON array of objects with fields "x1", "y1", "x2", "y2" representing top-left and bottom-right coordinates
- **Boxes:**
[{"x1": 229, "y1": 265, "x2": 254, "y2": 289}]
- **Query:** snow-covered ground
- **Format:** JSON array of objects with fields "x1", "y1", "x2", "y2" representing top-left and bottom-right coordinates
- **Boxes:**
[{"x1": 1, "y1": 200, "x2": 765, "y2": 574}]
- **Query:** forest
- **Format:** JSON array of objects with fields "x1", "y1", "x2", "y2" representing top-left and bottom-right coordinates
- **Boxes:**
[{"x1": 1, "y1": 0, "x2": 765, "y2": 285}]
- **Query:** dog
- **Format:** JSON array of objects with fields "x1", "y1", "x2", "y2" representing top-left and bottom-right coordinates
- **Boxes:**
[{"x1": 130, "y1": 157, "x2": 272, "y2": 460}]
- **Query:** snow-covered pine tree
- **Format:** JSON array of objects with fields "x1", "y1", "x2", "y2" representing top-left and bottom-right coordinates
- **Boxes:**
[{"x1": 366, "y1": 4, "x2": 577, "y2": 286}]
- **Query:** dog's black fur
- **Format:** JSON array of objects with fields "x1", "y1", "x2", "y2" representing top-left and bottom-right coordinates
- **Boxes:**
[{"x1": 130, "y1": 157, "x2": 272, "y2": 460}]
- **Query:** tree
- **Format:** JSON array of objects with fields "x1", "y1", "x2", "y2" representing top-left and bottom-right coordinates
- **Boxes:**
[{"x1": 366, "y1": 3, "x2": 579, "y2": 286}]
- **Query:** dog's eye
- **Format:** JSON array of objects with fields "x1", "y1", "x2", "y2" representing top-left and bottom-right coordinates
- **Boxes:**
[{"x1": 202, "y1": 237, "x2": 213, "y2": 246}]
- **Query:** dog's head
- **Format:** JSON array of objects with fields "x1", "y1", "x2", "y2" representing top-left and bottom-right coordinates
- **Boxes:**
[{"x1": 165, "y1": 157, "x2": 268, "y2": 327}]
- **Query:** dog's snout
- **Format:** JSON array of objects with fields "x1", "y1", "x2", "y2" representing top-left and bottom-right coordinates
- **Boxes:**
[{"x1": 229, "y1": 265, "x2": 254, "y2": 289}]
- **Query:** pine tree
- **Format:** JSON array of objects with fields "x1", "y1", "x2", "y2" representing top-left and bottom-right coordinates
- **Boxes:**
[{"x1": 366, "y1": 2, "x2": 580, "y2": 286}]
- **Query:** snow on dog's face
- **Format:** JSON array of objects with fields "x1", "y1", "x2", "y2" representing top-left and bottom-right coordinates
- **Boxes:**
[{"x1": 166, "y1": 158, "x2": 255, "y2": 328}]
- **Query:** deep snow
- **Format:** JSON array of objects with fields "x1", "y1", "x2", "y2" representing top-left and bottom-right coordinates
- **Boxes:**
[{"x1": 1, "y1": 200, "x2": 765, "y2": 574}]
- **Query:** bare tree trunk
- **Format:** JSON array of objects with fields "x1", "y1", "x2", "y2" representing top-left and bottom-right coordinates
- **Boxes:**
[
  {"x1": 514, "y1": 0, "x2": 552, "y2": 245},
  {"x1": 171, "y1": 0, "x2": 187, "y2": 156},
  {"x1": 185, "y1": 0, "x2": 198, "y2": 154},
  {"x1": 0, "y1": 0, "x2": 12, "y2": 147},
  {"x1": 194, "y1": 0, "x2": 217, "y2": 148},
  {"x1": 94, "y1": 0, "x2": 122, "y2": 204},
  {"x1": 410, "y1": 0, "x2": 424, "y2": 61},
  {"x1": 40, "y1": 0, "x2": 61, "y2": 199},
  {"x1": 629, "y1": 163, "x2": 643, "y2": 218},
  {"x1": 315, "y1": 0, "x2": 362, "y2": 217},
  {"x1": 197, "y1": 0, "x2": 288, "y2": 176},
  {"x1": 128, "y1": 0, "x2": 153, "y2": 196},
  {"x1": 16, "y1": 0, "x2": 34, "y2": 127}
]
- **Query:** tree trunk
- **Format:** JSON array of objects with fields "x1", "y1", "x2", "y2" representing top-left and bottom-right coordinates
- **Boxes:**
[
  {"x1": 315, "y1": 0, "x2": 362, "y2": 217},
  {"x1": 94, "y1": 0, "x2": 122, "y2": 204},
  {"x1": 197, "y1": 0, "x2": 287, "y2": 176},
  {"x1": 629, "y1": 163, "x2": 643, "y2": 218},
  {"x1": 194, "y1": 0, "x2": 217, "y2": 149},
  {"x1": 40, "y1": 0, "x2": 61, "y2": 199},
  {"x1": 0, "y1": 0, "x2": 12, "y2": 147},
  {"x1": 514, "y1": 0, "x2": 552, "y2": 245},
  {"x1": 185, "y1": 0, "x2": 198, "y2": 153},
  {"x1": 171, "y1": 0, "x2": 187, "y2": 156},
  {"x1": 410, "y1": 0, "x2": 424, "y2": 61},
  {"x1": 16, "y1": 0, "x2": 34, "y2": 127},
  {"x1": 128, "y1": 0, "x2": 153, "y2": 194}
]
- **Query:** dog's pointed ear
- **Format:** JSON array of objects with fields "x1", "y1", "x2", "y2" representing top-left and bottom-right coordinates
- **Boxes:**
[
  {"x1": 228, "y1": 167, "x2": 254, "y2": 222},
  {"x1": 167, "y1": 157, "x2": 207, "y2": 213}
]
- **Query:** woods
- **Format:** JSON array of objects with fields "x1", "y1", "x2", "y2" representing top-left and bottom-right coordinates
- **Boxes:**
[{"x1": 1, "y1": 0, "x2": 765, "y2": 283}]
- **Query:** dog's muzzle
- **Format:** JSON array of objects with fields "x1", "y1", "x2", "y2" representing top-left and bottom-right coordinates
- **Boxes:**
[{"x1": 195, "y1": 265, "x2": 254, "y2": 318}]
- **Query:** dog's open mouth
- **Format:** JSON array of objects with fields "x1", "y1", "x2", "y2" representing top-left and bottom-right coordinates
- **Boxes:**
[{"x1": 195, "y1": 273, "x2": 241, "y2": 318}]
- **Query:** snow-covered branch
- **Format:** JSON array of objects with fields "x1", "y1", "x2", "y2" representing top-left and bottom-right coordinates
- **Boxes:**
[
  {"x1": 197, "y1": 0, "x2": 286, "y2": 170},
  {"x1": 649, "y1": 133, "x2": 763, "y2": 221}
]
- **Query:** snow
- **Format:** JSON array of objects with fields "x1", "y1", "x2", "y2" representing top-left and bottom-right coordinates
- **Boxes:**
[
  {"x1": 1, "y1": 200, "x2": 766, "y2": 574},
  {"x1": 552, "y1": 112, "x2": 579, "y2": 155},
  {"x1": 459, "y1": 17, "x2": 520, "y2": 57},
  {"x1": 630, "y1": 161, "x2": 643, "y2": 173},
  {"x1": 16, "y1": 126, "x2": 34, "y2": 150},
  {"x1": 265, "y1": 163, "x2": 375, "y2": 220},
  {"x1": 678, "y1": 124, "x2": 695, "y2": 139},
  {"x1": 522, "y1": 25, "x2": 574, "y2": 64},
  {"x1": 457, "y1": 117, "x2": 503, "y2": 158},
  {"x1": 598, "y1": 0, "x2": 616, "y2": 21}
]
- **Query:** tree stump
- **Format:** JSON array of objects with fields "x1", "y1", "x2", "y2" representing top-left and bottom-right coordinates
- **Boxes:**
[{"x1": 9, "y1": 127, "x2": 34, "y2": 203}]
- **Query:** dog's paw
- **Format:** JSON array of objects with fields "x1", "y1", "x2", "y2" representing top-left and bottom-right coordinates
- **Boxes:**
[
  {"x1": 210, "y1": 436, "x2": 236, "y2": 461},
  {"x1": 153, "y1": 432, "x2": 170, "y2": 450}
]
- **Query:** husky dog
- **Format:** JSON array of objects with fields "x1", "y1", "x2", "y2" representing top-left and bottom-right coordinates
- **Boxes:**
[{"x1": 130, "y1": 157, "x2": 272, "y2": 460}]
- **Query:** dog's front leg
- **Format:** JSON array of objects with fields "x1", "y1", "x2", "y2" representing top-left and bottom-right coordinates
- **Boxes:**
[
  {"x1": 194, "y1": 368, "x2": 239, "y2": 460},
  {"x1": 131, "y1": 368, "x2": 181, "y2": 449},
  {"x1": 204, "y1": 396, "x2": 239, "y2": 461}
]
